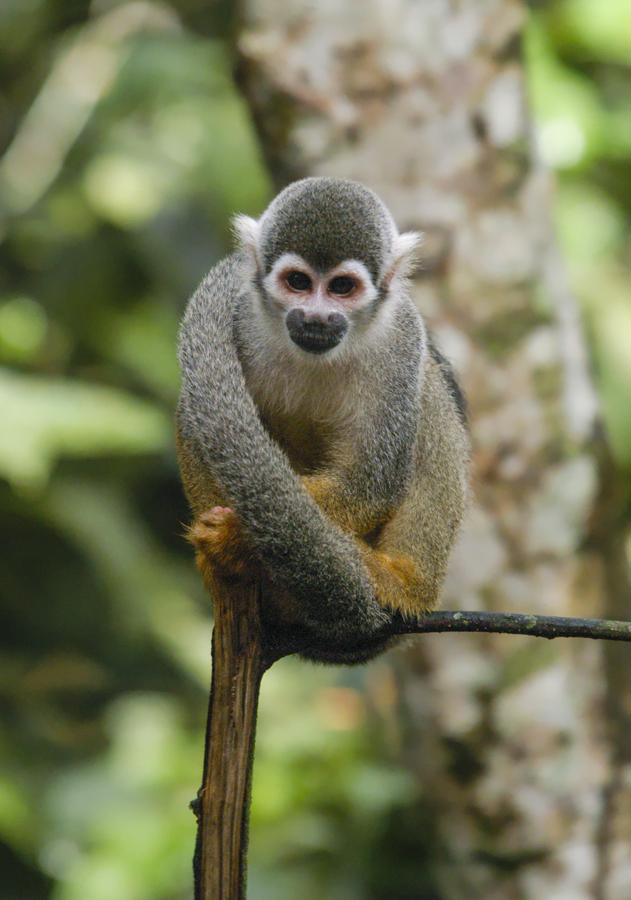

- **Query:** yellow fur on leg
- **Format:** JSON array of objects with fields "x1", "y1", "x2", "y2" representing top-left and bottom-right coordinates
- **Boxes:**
[
  {"x1": 359, "y1": 545, "x2": 432, "y2": 618},
  {"x1": 301, "y1": 473, "x2": 383, "y2": 536},
  {"x1": 301, "y1": 474, "x2": 431, "y2": 616}
]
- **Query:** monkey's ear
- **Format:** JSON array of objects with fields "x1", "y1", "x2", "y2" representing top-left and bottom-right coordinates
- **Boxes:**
[
  {"x1": 383, "y1": 231, "x2": 424, "y2": 286},
  {"x1": 232, "y1": 214, "x2": 262, "y2": 269}
]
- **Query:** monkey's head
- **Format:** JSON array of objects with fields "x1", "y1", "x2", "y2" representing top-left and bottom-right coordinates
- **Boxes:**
[{"x1": 234, "y1": 178, "x2": 421, "y2": 357}]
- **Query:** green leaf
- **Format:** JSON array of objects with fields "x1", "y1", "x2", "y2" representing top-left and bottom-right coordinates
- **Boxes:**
[{"x1": 0, "y1": 369, "x2": 170, "y2": 490}]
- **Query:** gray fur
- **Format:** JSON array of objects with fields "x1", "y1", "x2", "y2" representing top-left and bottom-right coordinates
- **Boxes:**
[
  {"x1": 177, "y1": 178, "x2": 469, "y2": 662},
  {"x1": 259, "y1": 177, "x2": 395, "y2": 282}
]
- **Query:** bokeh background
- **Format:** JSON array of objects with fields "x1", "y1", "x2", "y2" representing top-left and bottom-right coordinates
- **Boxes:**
[{"x1": 1, "y1": 1, "x2": 630, "y2": 898}]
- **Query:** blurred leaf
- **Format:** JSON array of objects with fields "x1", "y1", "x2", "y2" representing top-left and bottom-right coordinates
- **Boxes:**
[
  {"x1": 101, "y1": 299, "x2": 181, "y2": 399},
  {"x1": 44, "y1": 694, "x2": 197, "y2": 900},
  {"x1": 555, "y1": 181, "x2": 625, "y2": 264},
  {"x1": 0, "y1": 776, "x2": 32, "y2": 851},
  {"x1": 593, "y1": 297, "x2": 631, "y2": 464},
  {"x1": 526, "y1": 22, "x2": 604, "y2": 169},
  {"x1": 83, "y1": 154, "x2": 175, "y2": 227},
  {"x1": 0, "y1": 369, "x2": 169, "y2": 489},
  {"x1": 0, "y1": 296, "x2": 47, "y2": 363},
  {"x1": 558, "y1": 0, "x2": 631, "y2": 64}
]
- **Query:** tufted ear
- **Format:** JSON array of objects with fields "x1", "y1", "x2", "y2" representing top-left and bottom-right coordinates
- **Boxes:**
[
  {"x1": 232, "y1": 214, "x2": 262, "y2": 273},
  {"x1": 382, "y1": 230, "x2": 424, "y2": 287}
]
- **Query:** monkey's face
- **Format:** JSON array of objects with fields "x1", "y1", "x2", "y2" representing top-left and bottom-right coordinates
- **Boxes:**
[{"x1": 262, "y1": 253, "x2": 378, "y2": 356}]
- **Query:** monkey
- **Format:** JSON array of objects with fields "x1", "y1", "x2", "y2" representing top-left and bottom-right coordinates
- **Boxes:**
[{"x1": 176, "y1": 177, "x2": 470, "y2": 664}]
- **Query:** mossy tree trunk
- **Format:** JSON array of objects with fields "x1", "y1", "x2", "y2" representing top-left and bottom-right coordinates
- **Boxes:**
[{"x1": 234, "y1": 1, "x2": 631, "y2": 896}]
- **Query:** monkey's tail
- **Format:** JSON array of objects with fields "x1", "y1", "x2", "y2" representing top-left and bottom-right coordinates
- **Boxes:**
[{"x1": 177, "y1": 256, "x2": 389, "y2": 641}]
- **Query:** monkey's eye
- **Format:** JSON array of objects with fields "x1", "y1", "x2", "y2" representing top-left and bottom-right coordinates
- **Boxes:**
[
  {"x1": 286, "y1": 271, "x2": 312, "y2": 292},
  {"x1": 328, "y1": 275, "x2": 356, "y2": 296}
]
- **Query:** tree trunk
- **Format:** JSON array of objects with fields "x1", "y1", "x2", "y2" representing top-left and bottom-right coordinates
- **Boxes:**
[{"x1": 234, "y1": 1, "x2": 631, "y2": 897}]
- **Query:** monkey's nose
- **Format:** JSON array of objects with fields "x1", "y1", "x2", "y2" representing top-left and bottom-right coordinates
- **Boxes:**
[
  {"x1": 285, "y1": 307, "x2": 348, "y2": 354},
  {"x1": 286, "y1": 308, "x2": 306, "y2": 328},
  {"x1": 326, "y1": 312, "x2": 347, "y2": 333},
  {"x1": 302, "y1": 310, "x2": 347, "y2": 334}
]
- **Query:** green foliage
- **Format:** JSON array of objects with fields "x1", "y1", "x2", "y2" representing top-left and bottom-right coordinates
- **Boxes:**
[
  {"x1": 526, "y1": 2, "x2": 631, "y2": 465},
  {"x1": 0, "y1": 369, "x2": 169, "y2": 490}
]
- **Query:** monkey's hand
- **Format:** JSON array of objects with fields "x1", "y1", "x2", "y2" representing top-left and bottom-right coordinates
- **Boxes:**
[{"x1": 187, "y1": 506, "x2": 256, "y2": 583}]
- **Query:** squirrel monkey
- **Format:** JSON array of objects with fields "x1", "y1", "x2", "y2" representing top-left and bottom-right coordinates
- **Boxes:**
[{"x1": 177, "y1": 177, "x2": 469, "y2": 663}]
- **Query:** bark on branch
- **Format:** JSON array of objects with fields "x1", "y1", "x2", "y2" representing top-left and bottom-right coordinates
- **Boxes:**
[{"x1": 389, "y1": 610, "x2": 631, "y2": 642}]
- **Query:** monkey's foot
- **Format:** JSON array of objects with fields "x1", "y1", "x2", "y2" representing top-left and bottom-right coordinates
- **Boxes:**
[
  {"x1": 360, "y1": 546, "x2": 431, "y2": 619},
  {"x1": 187, "y1": 506, "x2": 254, "y2": 581}
]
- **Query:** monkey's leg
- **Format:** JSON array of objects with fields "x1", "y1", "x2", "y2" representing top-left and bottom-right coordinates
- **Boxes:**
[
  {"x1": 300, "y1": 473, "x2": 384, "y2": 536},
  {"x1": 302, "y1": 474, "x2": 446, "y2": 618},
  {"x1": 356, "y1": 542, "x2": 433, "y2": 618},
  {"x1": 362, "y1": 471, "x2": 461, "y2": 616}
]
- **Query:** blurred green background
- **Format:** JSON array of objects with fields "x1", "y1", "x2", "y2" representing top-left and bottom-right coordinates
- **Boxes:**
[{"x1": 1, "y1": 1, "x2": 630, "y2": 898}]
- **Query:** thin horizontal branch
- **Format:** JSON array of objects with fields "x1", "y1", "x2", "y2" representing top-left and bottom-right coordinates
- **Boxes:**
[
  {"x1": 389, "y1": 610, "x2": 631, "y2": 642},
  {"x1": 263, "y1": 610, "x2": 631, "y2": 666}
]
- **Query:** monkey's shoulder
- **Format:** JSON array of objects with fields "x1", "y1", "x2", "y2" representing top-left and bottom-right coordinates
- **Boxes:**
[
  {"x1": 198, "y1": 252, "x2": 247, "y2": 301},
  {"x1": 424, "y1": 334, "x2": 468, "y2": 428}
]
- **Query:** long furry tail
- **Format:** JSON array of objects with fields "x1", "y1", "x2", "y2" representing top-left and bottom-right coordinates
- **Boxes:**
[{"x1": 177, "y1": 256, "x2": 389, "y2": 640}]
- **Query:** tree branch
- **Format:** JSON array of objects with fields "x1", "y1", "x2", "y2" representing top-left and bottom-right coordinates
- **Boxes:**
[
  {"x1": 192, "y1": 601, "x2": 631, "y2": 899},
  {"x1": 388, "y1": 610, "x2": 631, "y2": 642},
  {"x1": 193, "y1": 576, "x2": 267, "y2": 900}
]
